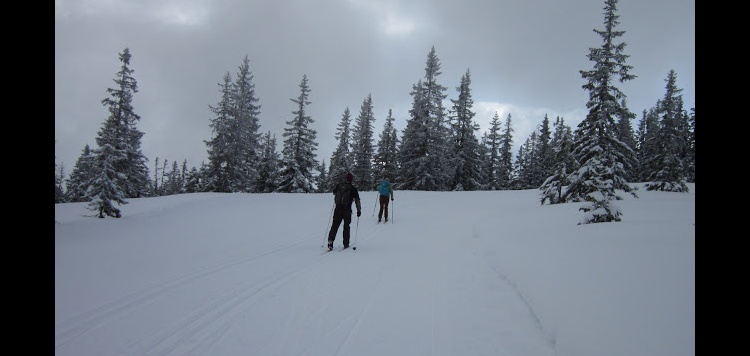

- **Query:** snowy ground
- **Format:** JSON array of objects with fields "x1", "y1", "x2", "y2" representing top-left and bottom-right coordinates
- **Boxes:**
[{"x1": 55, "y1": 184, "x2": 695, "y2": 356}]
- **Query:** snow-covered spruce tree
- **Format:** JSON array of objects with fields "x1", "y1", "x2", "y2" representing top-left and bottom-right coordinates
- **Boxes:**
[
  {"x1": 82, "y1": 47, "x2": 147, "y2": 217},
  {"x1": 685, "y1": 108, "x2": 695, "y2": 183},
  {"x1": 474, "y1": 134, "x2": 489, "y2": 189},
  {"x1": 97, "y1": 47, "x2": 150, "y2": 199},
  {"x1": 481, "y1": 112, "x2": 503, "y2": 190},
  {"x1": 562, "y1": 0, "x2": 638, "y2": 224},
  {"x1": 316, "y1": 160, "x2": 328, "y2": 193},
  {"x1": 497, "y1": 113, "x2": 515, "y2": 190},
  {"x1": 397, "y1": 46, "x2": 451, "y2": 191},
  {"x1": 151, "y1": 157, "x2": 162, "y2": 196},
  {"x1": 513, "y1": 132, "x2": 539, "y2": 190},
  {"x1": 518, "y1": 114, "x2": 556, "y2": 190},
  {"x1": 350, "y1": 94, "x2": 377, "y2": 189},
  {"x1": 199, "y1": 162, "x2": 214, "y2": 193},
  {"x1": 254, "y1": 131, "x2": 282, "y2": 193},
  {"x1": 204, "y1": 72, "x2": 235, "y2": 192},
  {"x1": 55, "y1": 161, "x2": 67, "y2": 203},
  {"x1": 615, "y1": 98, "x2": 638, "y2": 181},
  {"x1": 180, "y1": 160, "x2": 188, "y2": 194},
  {"x1": 534, "y1": 114, "x2": 555, "y2": 188},
  {"x1": 448, "y1": 68, "x2": 482, "y2": 191},
  {"x1": 396, "y1": 80, "x2": 428, "y2": 190},
  {"x1": 374, "y1": 108, "x2": 400, "y2": 185},
  {"x1": 86, "y1": 143, "x2": 127, "y2": 218},
  {"x1": 540, "y1": 116, "x2": 577, "y2": 205},
  {"x1": 183, "y1": 166, "x2": 203, "y2": 193},
  {"x1": 162, "y1": 160, "x2": 182, "y2": 195},
  {"x1": 634, "y1": 106, "x2": 660, "y2": 182},
  {"x1": 203, "y1": 56, "x2": 263, "y2": 193},
  {"x1": 643, "y1": 69, "x2": 689, "y2": 192},
  {"x1": 66, "y1": 144, "x2": 95, "y2": 202},
  {"x1": 675, "y1": 101, "x2": 692, "y2": 183},
  {"x1": 327, "y1": 107, "x2": 353, "y2": 190},
  {"x1": 158, "y1": 159, "x2": 169, "y2": 195},
  {"x1": 232, "y1": 55, "x2": 263, "y2": 192},
  {"x1": 276, "y1": 74, "x2": 319, "y2": 193}
]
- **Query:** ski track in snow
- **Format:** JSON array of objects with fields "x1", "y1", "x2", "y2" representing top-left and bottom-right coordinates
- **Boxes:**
[
  {"x1": 56, "y1": 232, "x2": 322, "y2": 355},
  {"x1": 56, "y1": 192, "x2": 557, "y2": 356}
]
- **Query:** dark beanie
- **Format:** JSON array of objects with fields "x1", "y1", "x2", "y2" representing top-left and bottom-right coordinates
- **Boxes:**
[{"x1": 345, "y1": 172, "x2": 353, "y2": 182}]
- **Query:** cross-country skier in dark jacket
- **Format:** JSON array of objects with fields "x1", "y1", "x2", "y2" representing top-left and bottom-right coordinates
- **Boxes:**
[{"x1": 327, "y1": 172, "x2": 362, "y2": 250}]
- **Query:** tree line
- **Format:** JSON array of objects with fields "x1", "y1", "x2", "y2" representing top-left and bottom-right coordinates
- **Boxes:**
[{"x1": 55, "y1": 0, "x2": 694, "y2": 224}]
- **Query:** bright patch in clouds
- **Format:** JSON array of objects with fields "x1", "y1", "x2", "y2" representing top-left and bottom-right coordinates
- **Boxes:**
[
  {"x1": 348, "y1": 0, "x2": 418, "y2": 36},
  {"x1": 474, "y1": 101, "x2": 587, "y2": 154},
  {"x1": 55, "y1": 0, "x2": 209, "y2": 26},
  {"x1": 155, "y1": 3, "x2": 208, "y2": 26},
  {"x1": 381, "y1": 12, "x2": 416, "y2": 35}
]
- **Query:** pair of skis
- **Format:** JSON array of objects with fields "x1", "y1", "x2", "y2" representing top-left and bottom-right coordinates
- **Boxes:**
[{"x1": 323, "y1": 244, "x2": 354, "y2": 253}]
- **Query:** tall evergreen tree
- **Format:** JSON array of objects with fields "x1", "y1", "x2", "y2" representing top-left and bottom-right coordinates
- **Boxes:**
[
  {"x1": 204, "y1": 72, "x2": 235, "y2": 192},
  {"x1": 350, "y1": 94, "x2": 377, "y2": 189},
  {"x1": 327, "y1": 107, "x2": 354, "y2": 190},
  {"x1": 254, "y1": 131, "x2": 282, "y2": 193},
  {"x1": 163, "y1": 160, "x2": 182, "y2": 195},
  {"x1": 397, "y1": 80, "x2": 428, "y2": 190},
  {"x1": 397, "y1": 46, "x2": 451, "y2": 191},
  {"x1": 685, "y1": 108, "x2": 695, "y2": 183},
  {"x1": 475, "y1": 132, "x2": 490, "y2": 189},
  {"x1": 674, "y1": 100, "x2": 692, "y2": 183},
  {"x1": 482, "y1": 111, "x2": 500, "y2": 190},
  {"x1": 497, "y1": 113, "x2": 515, "y2": 190},
  {"x1": 632, "y1": 109, "x2": 646, "y2": 181},
  {"x1": 615, "y1": 98, "x2": 638, "y2": 179},
  {"x1": 563, "y1": 0, "x2": 638, "y2": 224},
  {"x1": 277, "y1": 74, "x2": 319, "y2": 193},
  {"x1": 482, "y1": 112, "x2": 503, "y2": 190},
  {"x1": 448, "y1": 68, "x2": 482, "y2": 191},
  {"x1": 81, "y1": 47, "x2": 147, "y2": 217},
  {"x1": 514, "y1": 132, "x2": 539, "y2": 189},
  {"x1": 643, "y1": 69, "x2": 689, "y2": 192},
  {"x1": 152, "y1": 157, "x2": 162, "y2": 196},
  {"x1": 540, "y1": 116, "x2": 577, "y2": 204},
  {"x1": 202, "y1": 56, "x2": 263, "y2": 193},
  {"x1": 158, "y1": 159, "x2": 169, "y2": 195},
  {"x1": 96, "y1": 47, "x2": 150, "y2": 199},
  {"x1": 634, "y1": 106, "x2": 661, "y2": 182},
  {"x1": 534, "y1": 114, "x2": 554, "y2": 187},
  {"x1": 232, "y1": 55, "x2": 263, "y2": 192},
  {"x1": 316, "y1": 160, "x2": 328, "y2": 193},
  {"x1": 180, "y1": 160, "x2": 188, "y2": 194},
  {"x1": 374, "y1": 108, "x2": 400, "y2": 184}
]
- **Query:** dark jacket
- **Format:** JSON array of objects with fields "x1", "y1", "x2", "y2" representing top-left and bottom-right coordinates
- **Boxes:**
[{"x1": 333, "y1": 182, "x2": 362, "y2": 212}]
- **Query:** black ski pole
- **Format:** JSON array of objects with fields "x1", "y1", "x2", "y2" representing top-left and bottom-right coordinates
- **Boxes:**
[
  {"x1": 322, "y1": 202, "x2": 334, "y2": 248},
  {"x1": 352, "y1": 216, "x2": 359, "y2": 250},
  {"x1": 391, "y1": 199, "x2": 394, "y2": 223},
  {"x1": 371, "y1": 192, "x2": 377, "y2": 216}
]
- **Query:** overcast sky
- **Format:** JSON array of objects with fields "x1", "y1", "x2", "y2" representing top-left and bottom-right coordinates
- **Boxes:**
[{"x1": 55, "y1": 0, "x2": 694, "y2": 177}]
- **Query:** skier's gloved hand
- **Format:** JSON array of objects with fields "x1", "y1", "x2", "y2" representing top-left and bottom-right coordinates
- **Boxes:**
[
  {"x1": 357, "y1": 211, "x2": 361, "y2": 217},
  {"x1": 391, "y1": 198, "x2": 394, "y2": 201}
]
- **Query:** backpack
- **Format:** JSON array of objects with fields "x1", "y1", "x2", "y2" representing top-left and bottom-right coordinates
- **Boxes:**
[
  {"x1": 378, "y1": 181, "x2": 390, "y2": 196},
  {"x1": 335, "y1": 183, "x2": 353, "y2": 206}
]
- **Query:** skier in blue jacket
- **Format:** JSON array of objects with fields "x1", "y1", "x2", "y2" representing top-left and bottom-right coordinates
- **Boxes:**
[{"x1": 376, "y1": 178, "x2": 394, "y2": 223}]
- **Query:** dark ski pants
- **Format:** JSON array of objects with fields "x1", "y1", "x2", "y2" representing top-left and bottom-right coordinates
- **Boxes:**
[
  {"x1": 328, "y1": 205, "x2": 352, "y2": 246},
  {"x1": 378, "y1": 195, "x2": 390, "y2": 221}
]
